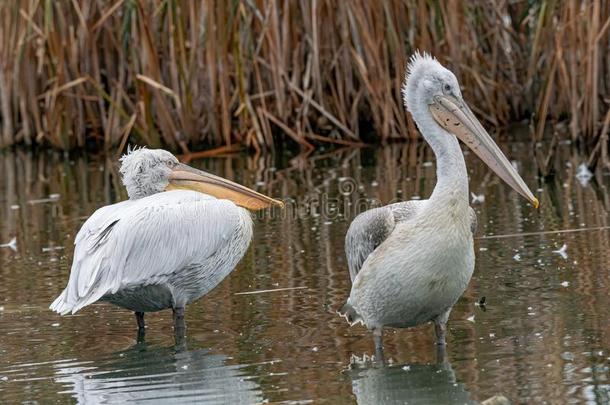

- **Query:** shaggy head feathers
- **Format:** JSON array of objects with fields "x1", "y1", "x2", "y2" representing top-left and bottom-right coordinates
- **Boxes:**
[
  {"x1": 402, "y1": 51, "x2": 461, "y2": 116},
  {"x1": 119, "y1": 147, "x2": 179, "y2": 199}
]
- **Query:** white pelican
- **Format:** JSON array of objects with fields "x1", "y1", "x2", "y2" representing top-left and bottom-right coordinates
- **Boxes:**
[
  {"x1": 339, "y1": 53, "x2": 538, "y2": 359},
  {"x1": 50, "y1": 148, "x2": 282, "y2": 337}
]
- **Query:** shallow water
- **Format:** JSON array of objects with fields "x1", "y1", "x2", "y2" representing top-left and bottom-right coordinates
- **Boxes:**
[{"x1": 0, "y1": 142, "x2": 609, "y2": 404}]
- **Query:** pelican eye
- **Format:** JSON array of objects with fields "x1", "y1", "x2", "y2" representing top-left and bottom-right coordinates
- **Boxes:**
[{"x1": 443, "y1": 83, "x2": 451, "y2": 93}]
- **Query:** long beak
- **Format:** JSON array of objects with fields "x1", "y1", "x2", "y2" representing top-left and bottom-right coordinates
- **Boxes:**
[
  {"x1": 166, "y1": 163, "x2": 284, "y2": 211},
  {"x1": 429, "y1": 94, "x2": 539, "y2": 208}
]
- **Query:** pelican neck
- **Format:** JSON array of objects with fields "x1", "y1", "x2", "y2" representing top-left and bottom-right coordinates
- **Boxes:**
[{"x1": 415, "y1": 116, "x2": 470, "y2": 208}]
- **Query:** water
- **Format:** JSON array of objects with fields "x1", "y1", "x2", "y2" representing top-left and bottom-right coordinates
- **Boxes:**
[{"x1": 0, "y1": 141, "x2": 609, "y2": 404}]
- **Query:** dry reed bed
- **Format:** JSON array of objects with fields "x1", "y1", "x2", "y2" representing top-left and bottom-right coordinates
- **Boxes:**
[{"x1": 0, "y1": 1, "x2": 609, "y2": 157}]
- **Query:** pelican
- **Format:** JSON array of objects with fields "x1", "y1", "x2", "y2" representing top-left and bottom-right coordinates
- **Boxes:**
[
  {"x1": 339, "y1": 53, "x2": 538, "y2": 359},
  {"x1": 50, "y1": 148, "x2": 283, "y2": 337}
]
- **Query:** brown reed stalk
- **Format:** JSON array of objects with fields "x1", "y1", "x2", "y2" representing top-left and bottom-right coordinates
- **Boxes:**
[{"x1": 0, "y1": 1, "x2": 608, "y2": 158}]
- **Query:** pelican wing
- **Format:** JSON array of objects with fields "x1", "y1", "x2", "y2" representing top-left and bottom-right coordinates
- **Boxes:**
[
  {"x1": 345, "y1": 201, "x2": 477, "y2": 281},
  {"x1": 50, "y1": 190, "x2": 248, "y2": 315},
  {"x1": 345, "y1": 201, "x2": 423, "y2": 282}
]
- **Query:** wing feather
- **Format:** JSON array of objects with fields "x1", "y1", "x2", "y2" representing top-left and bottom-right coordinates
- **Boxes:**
[
  {"x1": 51, "y1": 190, "x2": 245, "y2": 315},
  {"x1": 345, "y1": 200, "x2": 425, "y2": 282}
]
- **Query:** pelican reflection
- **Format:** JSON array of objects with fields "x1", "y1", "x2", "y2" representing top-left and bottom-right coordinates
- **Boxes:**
[
  {"x1": 347, "y1": 358, "x2": 476, "y2": 405},
  {"x1": 53, "y1": 343, "x2": 263, "y2": 404}
]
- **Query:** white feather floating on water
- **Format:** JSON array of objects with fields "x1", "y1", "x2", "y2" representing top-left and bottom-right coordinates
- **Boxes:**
[
  {"x1": 553, "y1": 244, "x2": 568, "y2": 260},
  {"x1": 576, "y1": 164, "x2": 593, "y2": 186},
  {"x1": 0, "y1": 237, "x2": 17, "y2": 252},
  {"x1": 42, "y1": 246, "x2": 64, "y2": 253},
  {"x1": 28, "y1": 194, "x2": 60, "y2": 205},
  {"x1": 470, "y1": 192, "x2": 485, "y2": 204}
]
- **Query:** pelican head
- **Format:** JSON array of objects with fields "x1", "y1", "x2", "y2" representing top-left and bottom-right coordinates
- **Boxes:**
[
  {"x1": 119, "y1": 147, "x2": 283, "y2": 210},
  {"x1": 402, "y1": 52, "x2": 538, "y2": 208}
]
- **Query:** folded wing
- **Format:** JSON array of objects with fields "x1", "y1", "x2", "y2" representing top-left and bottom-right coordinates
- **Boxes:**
[
  {"x1": 50, "y1": 190, "x2": 246, "y2": 314},
  {"x1": 345, "y1": 201, "x2": 424, "y2": 282}
]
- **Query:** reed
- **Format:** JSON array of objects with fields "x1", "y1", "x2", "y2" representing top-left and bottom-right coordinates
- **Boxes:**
[{"x1": 0, "y1": 1, "x2": 609, "y2": 157}]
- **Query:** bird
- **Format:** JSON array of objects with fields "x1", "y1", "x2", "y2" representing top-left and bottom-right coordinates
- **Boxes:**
[
  {"x1": 50, "y1": 147, "x2": 283, "y2": 339},
  {"x1": 339, "y1": 52, "x2": 538, "y2": 361}
]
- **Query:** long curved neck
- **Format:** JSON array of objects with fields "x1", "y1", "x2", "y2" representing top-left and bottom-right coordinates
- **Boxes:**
[{"x1": 414, "y1": 111, "x2": 469, "y2": 208}]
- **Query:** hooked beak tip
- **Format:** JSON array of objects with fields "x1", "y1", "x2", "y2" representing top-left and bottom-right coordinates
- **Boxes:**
[{"x1": 532, "y1": 197, "x2": 539, "y2": 209}]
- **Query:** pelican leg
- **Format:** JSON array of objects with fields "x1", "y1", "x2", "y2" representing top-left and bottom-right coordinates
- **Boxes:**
[
  {"x1": 435, "y1": 342, "x2": 447, "y2": 364},
  {"x1": 135, "y1": 311, "x2": 145, "y2": 329},
  {"x1": 434, "y1": 321, "x2": 446, "y2": 345},
  {"x1": 434, "y1": 308, "x2": 451, "y2": 346},
  {"x1": 135, "y1": 311, "x2": 145, "y2": 342},
  {"x1": 173, "y1": 307, "x2": 186, "y2": 342},
  {"x1": 373, "y1": 328, "x2": 385, "y2": 364}
]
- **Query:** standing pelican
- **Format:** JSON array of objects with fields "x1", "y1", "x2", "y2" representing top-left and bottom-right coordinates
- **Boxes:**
[
  {"x1": 50, "y1": 148, "x2": 283, "y2": 337},
  {"x1": 339, "y1": 53, "x2": 538, "y2": 358}
]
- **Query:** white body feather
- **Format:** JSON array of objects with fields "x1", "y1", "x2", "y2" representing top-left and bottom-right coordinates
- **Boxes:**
[{"x1": 50, "y1": 190, "x2": 253, "y2": 314}]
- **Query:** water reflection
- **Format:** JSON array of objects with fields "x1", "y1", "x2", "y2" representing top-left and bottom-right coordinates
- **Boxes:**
[
  {"x1": 52, "y1": 343, "x2": 263, "y2": 404},
  {"x1": 347, "y1": 345, "x2": 479, "y2": 404},
  {"x1": 349, "y1": 360, "x2": 476, "y2": 405},
  {"x1": 1, "y1": 141, "x2": 610, "y2": 403}
]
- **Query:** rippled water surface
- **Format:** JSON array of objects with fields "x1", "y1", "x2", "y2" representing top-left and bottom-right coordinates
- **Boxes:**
[{"x1": 1, "y1": 141, "x2": 609, "y2": 404}]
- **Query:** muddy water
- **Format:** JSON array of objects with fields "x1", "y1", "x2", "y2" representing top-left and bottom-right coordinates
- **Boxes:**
[{"x1": 0, "y1": 142, "x2": 609, "y2": 404}]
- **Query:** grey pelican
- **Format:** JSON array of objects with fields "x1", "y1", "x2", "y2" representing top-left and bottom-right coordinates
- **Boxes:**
[
  {"x1": 339, "y1": 53, "x2": 538, "y2": 359},
  {"x1": 50, "y1": 148, "x2": 282, "y2": 337}
]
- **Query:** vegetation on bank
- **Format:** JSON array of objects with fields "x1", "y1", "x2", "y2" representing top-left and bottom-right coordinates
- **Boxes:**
[{"x1": 0, "y1": 1, "x2": 609, "y2": 161}]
